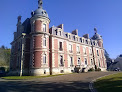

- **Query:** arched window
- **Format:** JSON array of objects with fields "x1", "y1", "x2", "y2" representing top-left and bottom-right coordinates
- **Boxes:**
[
  {"x1": 43, "y1": 54, "x2": 46, "y2": 64},
  {"x1": 43, "y1": 37, "x2": 46, "y2": 47}
]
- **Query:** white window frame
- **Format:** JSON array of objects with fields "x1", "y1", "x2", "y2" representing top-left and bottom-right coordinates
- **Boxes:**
[
  {"x1": 77, "y1": 57, "x2": 81, "y2": 65},
  {"x1": 85, "y1": 58, "x2": 87, "y2": 65},
  {"x1": 69, "y1": 44, "x2": 72, "y2": 52},
  {"x1": 43, "y1": 37, "x2": 46, "y2": 47},
  {"x1": 43, "y1": 54, "x2": 46, "y2": 64},
  {"x1": 43, "y1": 24, "x2": 46, "y2": 32}
]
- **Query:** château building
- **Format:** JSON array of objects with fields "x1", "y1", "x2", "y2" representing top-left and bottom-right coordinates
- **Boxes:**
[{"x1": 10, "y1": 0, "x2": 107, "y2": 76}]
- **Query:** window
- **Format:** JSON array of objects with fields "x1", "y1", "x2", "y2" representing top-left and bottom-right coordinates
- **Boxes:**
[
  {"x1": 86, "y1": 40, "x2": 88, "y2": 44},
  {"x1": 98, "y1": 59, "x2": 101, "y2": 67},
  {"x1": 91, "y1": 59, "x2": 93, "y2": 65},
  {"x1": 85, "y1": 58, "x2": 87, "y2": 65},
  {"x1": 43, "y1": 54, "x2": 46, "y2": 64},
  {"x1": 59, "y1": 31, "x2": 61, "y2": 36},
  {"x1": 55, "y1": 30, "x2": 58, "y2": 35},
  {"x1": 83, "y1": 47, "x2": 86, "y2": 54},
  {"x1": 70, "y1": 57, "x2": 73, "y2": 66},
  {"x1": 69, "y1": 44, "x2": 72, "y2": 52},
  {"x1": 59, "y1": 42, "x2": 63, "y2": 51},
  {"x1": 97, "y1": 50, "x2": 99, "y2": 56},
  {"x1": 77, "y1": 46, "x2": 80, "y2": 53},
  {"x1": 43, "y1": 37, "x2": 46, "y2": 47},
  {"x1": 60, "y1": 55, "x2": 63, "y2": 66},
  {"x1": 93, "y1": 41, "x2": 95, "y2": 45},
  {"x1": 89, "y1": 48, "x2": 92, "y2": 55},
  {"x1": 78, "y1": 58, "x2": 80, "y2": 65},
  {"x1": 80, "y1": 38, "x2": 82, "y2": 43},
  {"x1": 69, "y1": 35, "x2": 71, "y2": 39},
  {"x1": 43, "y1": 24, "x2": 46, "y2": 32},
  {"x1": 83, "y1": 39, "x2": 84, "y2": 43}
]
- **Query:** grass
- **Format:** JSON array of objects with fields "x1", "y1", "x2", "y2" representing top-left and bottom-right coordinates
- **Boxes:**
[
  {"x1": 1, "y1": 74, "x2": 65, "y2": 80},
  {"x1": 94, "y1": 72, "x2": 122, "y2": 92}
]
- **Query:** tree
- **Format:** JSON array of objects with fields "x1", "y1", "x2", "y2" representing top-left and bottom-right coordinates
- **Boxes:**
[
  {"x1": 0, "y1": 45, "x2": 11, "y2": 67},
  {"x1": 104, "y1": 50, "x2": 112, "y2": 68}
]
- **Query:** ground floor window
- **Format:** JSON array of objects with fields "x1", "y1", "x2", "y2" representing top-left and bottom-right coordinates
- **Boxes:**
[
  {"x1": 70, "y1": 57, "x2": 73, "y2": 66},
  {"x1": 60, "y1": 55, "x2": 63, "y2": 66},
  {"x1": 78, "y1": 58, "x2": 80, "y2": 65},
  {"x1": 43, "y1": 54, "x2": 46, "y2": 64},
  {"x1": 98, "y1": 59, "x2": 101, "y2": 67},
  {"x1": 91, "y1": 59, "x2": 93, "y2": 65},
  {"x1": 85, "y1": 58, "x2": 87, "y2": 65}
]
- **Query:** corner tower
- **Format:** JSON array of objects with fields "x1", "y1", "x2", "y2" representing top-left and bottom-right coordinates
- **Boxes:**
[{"x1": 30, "y1": 0, "x2": 50, "y2": 76}]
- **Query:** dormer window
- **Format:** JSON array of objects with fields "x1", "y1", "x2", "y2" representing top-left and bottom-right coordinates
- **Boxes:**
[
  {"x1": 59, "y1": 31, "x2": 61, "y2": 36},
  {"x1": 69, "y1": 35, "x2": 71, "y2": 39},
  {"x1": 80, "y1": 38, "x2": 82, "y2": 42},
  {"x1": 43, "y1": 24, "x2": 46, "y2": 32},
  {"x1": 83, "y1": 39, "x2": 84, "y2": 43},
  {"x1": 55, "y1": 30, "x2": 58, "y2": 35},
  {"x1": 86, "y1": 40, "x2": 88, "y2": 44}
]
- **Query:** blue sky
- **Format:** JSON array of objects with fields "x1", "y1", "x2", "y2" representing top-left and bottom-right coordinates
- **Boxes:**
[{"x1": 0, "y1": 0, "x2": 122, "y2": 58}]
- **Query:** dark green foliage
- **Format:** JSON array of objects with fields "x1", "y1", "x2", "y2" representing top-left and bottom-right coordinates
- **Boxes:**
[
  {"x1": 0, "y1": 67, "x2": 5, "y2": 72},
  {"x1": 95, "y1": 68, "x2": 101, "y2": 71},
  {"x1": 0, "y1": 45, "x2": 11, "y2": 67},
  {"x1": 88, "y1": 68, "x2": 95, "y2": 72},
  {"x1": 94, "y1": 65, "x2": 101, "y2": 71}
]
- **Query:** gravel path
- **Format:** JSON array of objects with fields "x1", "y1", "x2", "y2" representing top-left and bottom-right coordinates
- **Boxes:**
[{"x1": 0, "y1": 71, "x2": 117, "y2": 92}]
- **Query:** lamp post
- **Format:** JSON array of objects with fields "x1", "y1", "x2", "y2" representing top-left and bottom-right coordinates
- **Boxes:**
[{"x1": 20, "y1": 33, "x2": 26, "y2": 77}]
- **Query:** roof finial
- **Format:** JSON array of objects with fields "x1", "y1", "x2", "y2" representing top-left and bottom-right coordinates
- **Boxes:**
[
  {"x1": 94, "y1": 27, "x2": 97, "y2": 34},
  {"x1": 38, "y1": 0, "x2": 43, "y2": 9}
]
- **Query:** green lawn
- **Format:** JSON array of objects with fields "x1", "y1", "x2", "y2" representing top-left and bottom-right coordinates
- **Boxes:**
[
  {"x1": 94, "y1": 72, "x2": 122, "y2": 92},
  {"x1": 1, "y1": 74, "x2": 65, "y2": 80}
]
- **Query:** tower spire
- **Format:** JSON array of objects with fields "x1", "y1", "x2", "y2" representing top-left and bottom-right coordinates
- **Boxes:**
[
  {"x1": 94, "y1": 27, "x2": 97, "y2": 34},
  {"x1": 38, "y1": 0, "x2": 43, "y2": 9}
]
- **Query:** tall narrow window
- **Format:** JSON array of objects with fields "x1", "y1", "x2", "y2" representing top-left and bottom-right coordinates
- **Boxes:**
[
  {"x1": 59, "y1": 42, "x2": 63, "y2": 51},
  {"x1": 60, "y1": 55, "x2": 63, "y2": 66},
  {"x1": 43, "y1": 37, "x2": 46, "y2": 47},
  {"x1": 43, "y1": 54, "x2": 46, "y2": 64},
  {"x1": 55, "y1": 30, "x2": 58, "y2": 35},
  {"x1": 43, "y1": 24, "x2": 46, "y2": 32},
  {"x1": 98, "y1": 59, "x2": 101, "y2": 67},
  {"x1": 85, "y1": 58, "x2": 87, "y2": 65},
  {"x1": 70, "y1": 57, "x2": 73, "y2": 66},
  {"x1": 59, "y1": 31, "x2": 61, "y2": 36},
  {"x1": 78, "y1": 58, "x2": 80, "y2": 65},
  {"x1": 91, "y1": 59, "x2": 93, "y2": 65},
  {"x1": 69, "y1": 44, "x2": 72, "y2": 52},
  {"x1": 83, "y1": 47, "x2": 86, "y2": 54},
  {"x1": 97, "y1": 50, "x2": 99, "y2": 56},
  {"x1": 77, "y1": 46, "x2": 80, "y2": 53},
  {"x1": 69, "y1": 35, "x2": 71, "y2": 39},
  {"x1": 89, "y1": 48, "x2": 92, "y2": 55}
]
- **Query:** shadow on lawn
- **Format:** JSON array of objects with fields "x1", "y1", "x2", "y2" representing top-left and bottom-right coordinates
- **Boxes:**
[{"x1": 0, "y1": 81, "x2": 90, "y2": 92}]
